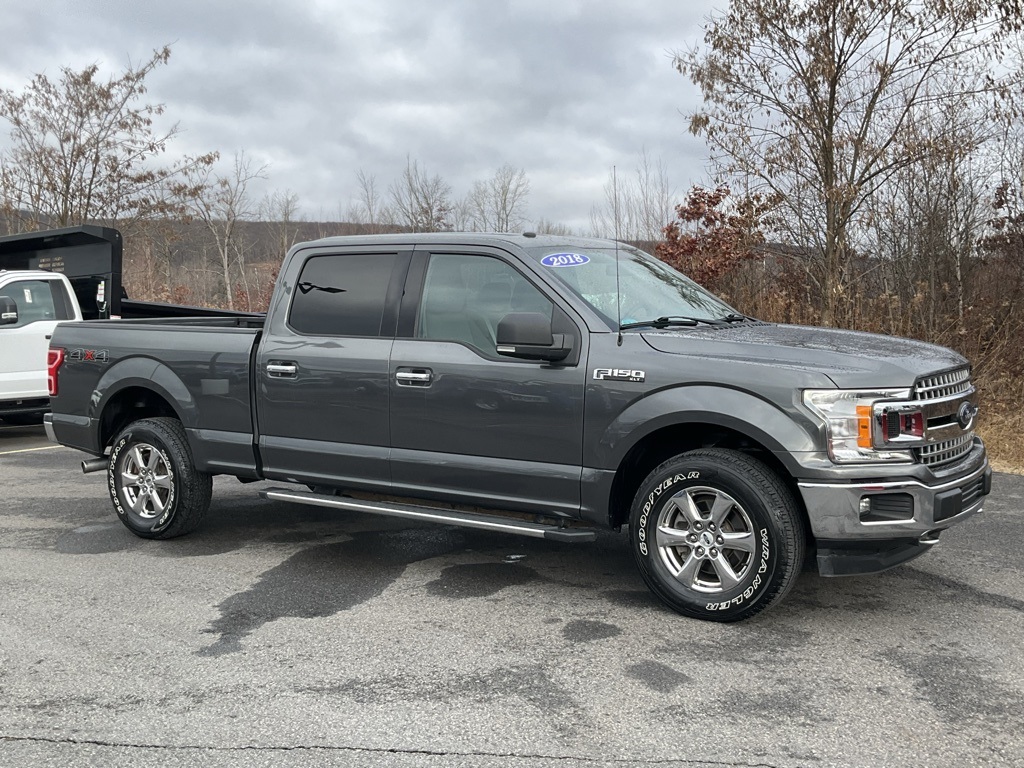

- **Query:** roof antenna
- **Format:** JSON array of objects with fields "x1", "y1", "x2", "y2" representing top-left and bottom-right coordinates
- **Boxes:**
[{"x1": 613, "y1": 165, "x2": 623, "y2": 346}]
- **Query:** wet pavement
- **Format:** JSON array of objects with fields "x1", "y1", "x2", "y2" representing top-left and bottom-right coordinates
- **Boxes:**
[{"x1": 1, "y1": 430, "x2": 1023, "y2": 767}]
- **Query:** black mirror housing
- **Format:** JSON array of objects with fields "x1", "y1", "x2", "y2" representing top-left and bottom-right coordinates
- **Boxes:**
[
  {"x1": 496, "y1": 312, "x2": 572, "y2": 362},
  {"x1": 0, "y1": 295, "x2": 17, "y2": 325}
]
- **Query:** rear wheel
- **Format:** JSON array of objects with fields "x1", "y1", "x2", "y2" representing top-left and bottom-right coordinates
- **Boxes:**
[
  {"x1": 108, "y1": 417, "x2": 212, "y2": 539},
  {"x1": 629, "y1": 448, "x2": 804, "y2": 622}
]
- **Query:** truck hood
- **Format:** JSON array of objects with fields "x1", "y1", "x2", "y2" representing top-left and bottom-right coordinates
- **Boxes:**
[{"x1": 641, "y1": 323, "x2": 967, "y2": 389}]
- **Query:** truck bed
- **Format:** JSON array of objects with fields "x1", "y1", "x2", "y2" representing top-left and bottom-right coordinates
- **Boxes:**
[{"x1": 48, "y1": 318, "x2": 262, "y2": 476}]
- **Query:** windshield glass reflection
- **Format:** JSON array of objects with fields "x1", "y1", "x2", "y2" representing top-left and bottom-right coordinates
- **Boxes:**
[{"x1": 524, "y1": 245, "x2": 736, "y2": 328}]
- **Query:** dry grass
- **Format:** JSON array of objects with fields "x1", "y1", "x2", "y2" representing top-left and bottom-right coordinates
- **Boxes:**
[{"x1": 977, "y1": 412, "x2": 1024, "y2": 474}]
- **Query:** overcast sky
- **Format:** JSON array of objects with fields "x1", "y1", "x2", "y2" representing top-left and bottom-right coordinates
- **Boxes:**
[{"x1": 0, "y1": 0, "x2": 723, "y2": 232}]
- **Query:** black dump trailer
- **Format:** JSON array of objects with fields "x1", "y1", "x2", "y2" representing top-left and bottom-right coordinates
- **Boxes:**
[{"x1": 0, "y1": 225, "x2": 260, "y2": 320}]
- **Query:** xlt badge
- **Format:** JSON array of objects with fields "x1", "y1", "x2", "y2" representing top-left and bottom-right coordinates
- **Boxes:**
[{"x1": 593, "y1": 368, "x2": 645, "y2": 382}]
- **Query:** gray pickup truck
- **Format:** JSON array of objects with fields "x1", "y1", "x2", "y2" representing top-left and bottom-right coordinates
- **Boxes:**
[{"x1": 45, "y1": 233, "x2": 991, "y2": 621}]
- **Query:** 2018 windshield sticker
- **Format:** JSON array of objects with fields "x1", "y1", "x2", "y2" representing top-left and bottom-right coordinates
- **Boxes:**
[{"x1": 541, "y1": 252, "x2": 590, "y2": 268}]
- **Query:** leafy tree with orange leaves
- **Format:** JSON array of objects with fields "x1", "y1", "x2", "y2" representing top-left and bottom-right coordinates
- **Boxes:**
[{"x1": 657, "y1": 185, "x2": 779, "y2": 289}]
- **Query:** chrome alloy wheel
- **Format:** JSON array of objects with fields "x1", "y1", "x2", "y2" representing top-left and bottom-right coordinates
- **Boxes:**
[
  {"x1": 654, "y1": 486, "x2": 756, "y2": 593},
  {"x1": 119, "y1": 442, "x2": 173, "y2": 519}
]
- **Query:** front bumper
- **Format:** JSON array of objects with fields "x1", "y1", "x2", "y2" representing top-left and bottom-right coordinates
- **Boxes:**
[{"x1": 798, "y1": 445, "x2": 991, "y2": 576}]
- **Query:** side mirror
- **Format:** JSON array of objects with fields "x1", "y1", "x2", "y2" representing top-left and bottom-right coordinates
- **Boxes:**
[
  {"x1": 496, "y1": 312, "x2": 572, "y2": 362},
  {"x1": 0, "y1": 296, "x2": 17, "y2": 326}
]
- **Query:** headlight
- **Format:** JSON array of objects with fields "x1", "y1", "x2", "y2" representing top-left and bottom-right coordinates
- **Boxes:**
[{"x1": 803, "y1": 389, "x2": 914, "y2": 464}]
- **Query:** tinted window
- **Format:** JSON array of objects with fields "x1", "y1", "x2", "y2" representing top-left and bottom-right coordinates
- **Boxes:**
[
  {"x1": 290, "y1": 253, "x2": 398, "y2": 337},
  {"x1": 417, "y1": 253, "x2": 553, "y2": 353},
  {"x1": 49, "y1": 281, "x2": 73, "y2": 320},
  {"x1": 0, "y1": 279, "x2": 63, "y2": 328}
]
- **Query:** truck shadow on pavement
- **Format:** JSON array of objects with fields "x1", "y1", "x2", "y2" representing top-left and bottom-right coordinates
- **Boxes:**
[{"x1": 48, "y1": 486, "x2": 1024, "y2": 662}]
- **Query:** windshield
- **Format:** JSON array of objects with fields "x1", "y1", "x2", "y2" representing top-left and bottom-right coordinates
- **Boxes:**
[{"x1": 523, "y1": 245, "x2": 737, "y2": 329}]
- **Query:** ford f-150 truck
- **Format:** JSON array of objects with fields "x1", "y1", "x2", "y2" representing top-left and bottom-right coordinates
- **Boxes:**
[{"x1": 44, "y1": 233, "x2": 991, "y2": 621}]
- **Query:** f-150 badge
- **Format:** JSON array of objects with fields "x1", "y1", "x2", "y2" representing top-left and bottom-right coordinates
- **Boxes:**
[{"x1": 593, "y1": 368, "x2": 645, "y2": 382}]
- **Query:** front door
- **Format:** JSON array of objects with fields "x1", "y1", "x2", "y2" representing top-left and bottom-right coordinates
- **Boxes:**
[{"x1": 389, "y1": 249, "x2": 587, "y2": 517}]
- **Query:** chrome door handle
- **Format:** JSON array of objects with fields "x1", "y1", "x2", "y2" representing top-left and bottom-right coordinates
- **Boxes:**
[
  {"x1": 267, "y1": 362, "x2": 297, "y2": 377},
  {"x1": 396, "y1": 370, "x2": 432, "y2": 386}
]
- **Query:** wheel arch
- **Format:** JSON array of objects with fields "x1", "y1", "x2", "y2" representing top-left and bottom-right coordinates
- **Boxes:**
[
  {"x1": 605, "y1": 420, "x2": 809, "y2": 536},
  {"x1": 93, "y1": 358, "x2": 196, "y2": 450},
  {"x1": 592, "y1": 386, "x2": 818, "y2": 531},
  {"x1": 99, "y1": 385, "x2": 182, "y2": 451}
]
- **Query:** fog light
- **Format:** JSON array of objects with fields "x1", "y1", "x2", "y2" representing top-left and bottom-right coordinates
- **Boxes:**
[{"x1": 859, "y1": 497, "x2": 871, "y2": 516}]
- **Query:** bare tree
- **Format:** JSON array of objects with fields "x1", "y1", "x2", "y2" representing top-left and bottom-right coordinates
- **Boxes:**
[
  {"x1": 388, "y1": 157, "x2": 452, "y2": 232},
  {"x1": 533, "y1": 217, "x2": 578, "y2": 236},
  {"x1": 179, "y1": 151, "x2": 269, "y2": 310},
  {"x1": 590, "y1": 149, "x2": 674, "y2": 242},
  {"x1": 676, "y1": 0, "x2": 1020, "y2": 325},
  {"x1": 348, "y1": 169, "x2": 395, "y2": 233},
  {"x1": 862, "y1": 94, "x2": 997, "y2": 337},
  {"x1": 448, "y1": 195, "x2": 474, "y2": 231},
  {"x1": 260, "y1": 188, "x2": 302, "y2": 256},
  {"x1": 0, "y1": 45, "x2": 215, "y2": 233},
  {"x1": 466, "y1": 164, "x2": 531, "y2": 232}
]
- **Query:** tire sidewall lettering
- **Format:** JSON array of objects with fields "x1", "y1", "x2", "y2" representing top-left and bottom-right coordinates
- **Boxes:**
[
  {"x1": 635, "y1": 466, "x2": 776, "y2": 611},
  {"x1": 108, "y1": 430, "x2": 176, "y2": 533},
  {"x1": 705, "y1": 527, "x2": 771, "y2": 610},
  {"x1": 638, "y1": 471, "x2": 705, "y2": 556},
  {"x1": 108, "y1": 435, "x2": 131, "y2": 521}
]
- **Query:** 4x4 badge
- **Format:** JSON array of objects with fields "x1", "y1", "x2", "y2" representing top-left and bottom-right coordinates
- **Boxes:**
[
  {"x1": 593, "y1": 368, "x2": 645, "y2": 382},
  {"x1": 67, "y1": 348, "x2": 109, "y2": 363}
]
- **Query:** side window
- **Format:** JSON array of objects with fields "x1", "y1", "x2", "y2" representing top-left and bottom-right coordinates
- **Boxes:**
[
  {"x1": 49, "y1": 281, "x2": 74, "y2": 320},
  {"x1": 0, "y1": 280, "x2": 60, "y2": 328},
  {"x1": 417, "y1": 253, "x2": 553, "y2": 354},
  {"x1": 289, "y1": 253, "x2": 398, "y2": 337}
]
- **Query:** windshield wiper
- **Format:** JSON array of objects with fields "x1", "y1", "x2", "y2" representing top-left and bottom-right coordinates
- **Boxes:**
[
  {"x1": 720, "y1": 312, "x2": 756, "y2": 323},
  {"x1": 619, "y1": 316, "x2": 719, "y2": 330}
]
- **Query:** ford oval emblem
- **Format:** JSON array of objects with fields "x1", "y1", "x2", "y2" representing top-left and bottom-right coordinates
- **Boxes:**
[
  {"x1": 541, "y1": 252, "x2": 590, "y2": 268},
  {"x1": 957, "y1": 401, "x2": 978, "y2": 430}
]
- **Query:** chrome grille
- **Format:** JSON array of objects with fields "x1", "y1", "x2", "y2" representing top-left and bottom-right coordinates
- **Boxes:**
[
  {"x1": 914, "y1": 368, "x2": 971, "y2": 401},
  {"x1": 916, "y1": 433, "x2": 974, "y2": 467}
]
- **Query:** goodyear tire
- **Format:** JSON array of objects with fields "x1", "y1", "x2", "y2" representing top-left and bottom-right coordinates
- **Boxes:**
[
  {"x1": 108, "y1": 417, "x2": 212, "y2": 539},
  {"x1": 629, "y1": 448, "x2": 804, "y2": 622}
]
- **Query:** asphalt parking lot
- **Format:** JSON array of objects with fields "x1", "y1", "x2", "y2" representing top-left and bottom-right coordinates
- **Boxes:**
[{"x1": 2, "y1": 423, "x2": 1023, "y2": 767}]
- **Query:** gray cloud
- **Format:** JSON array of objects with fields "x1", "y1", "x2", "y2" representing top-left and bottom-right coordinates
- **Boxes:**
[{"x1": 0, "y1": 0, "x2": 721, "y2": 231}]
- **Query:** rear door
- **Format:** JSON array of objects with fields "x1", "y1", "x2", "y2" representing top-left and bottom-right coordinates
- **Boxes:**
[
  {"x1": 0, "y1": 276, "x2": 76, "y2": 401},
  {"x1": 256, "y1": 245, "x2": 410, "y2": 489},
  {"x1": 388, "y1": 247, "x2": 588, "y2": 516}
]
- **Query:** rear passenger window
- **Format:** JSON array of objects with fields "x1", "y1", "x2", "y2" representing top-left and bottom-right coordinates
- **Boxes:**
[{"x1": 289, "y1": 253, "x2": 398, "y2": 337}]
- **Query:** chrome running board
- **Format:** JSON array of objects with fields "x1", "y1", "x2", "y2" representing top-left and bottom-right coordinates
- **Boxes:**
[{"x1": 259, "y1": 487, "x2": 597, "y2": 543}]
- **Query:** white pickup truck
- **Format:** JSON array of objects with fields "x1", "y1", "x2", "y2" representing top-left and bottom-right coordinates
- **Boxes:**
[
  {"x1": 0, "y1": 225, "x2": 259, "y2": 425},
  {"x1": 0, "y1": 268, "x2": 83, "y2": 424}
]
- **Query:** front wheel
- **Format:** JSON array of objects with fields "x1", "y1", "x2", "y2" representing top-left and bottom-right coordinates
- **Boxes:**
[
  {"x1": 107, "y1": 417, "x2": 212, "y2": 539},
  {"x1": 629, "y1": 449, "x2": 804, "y2": 622}
]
